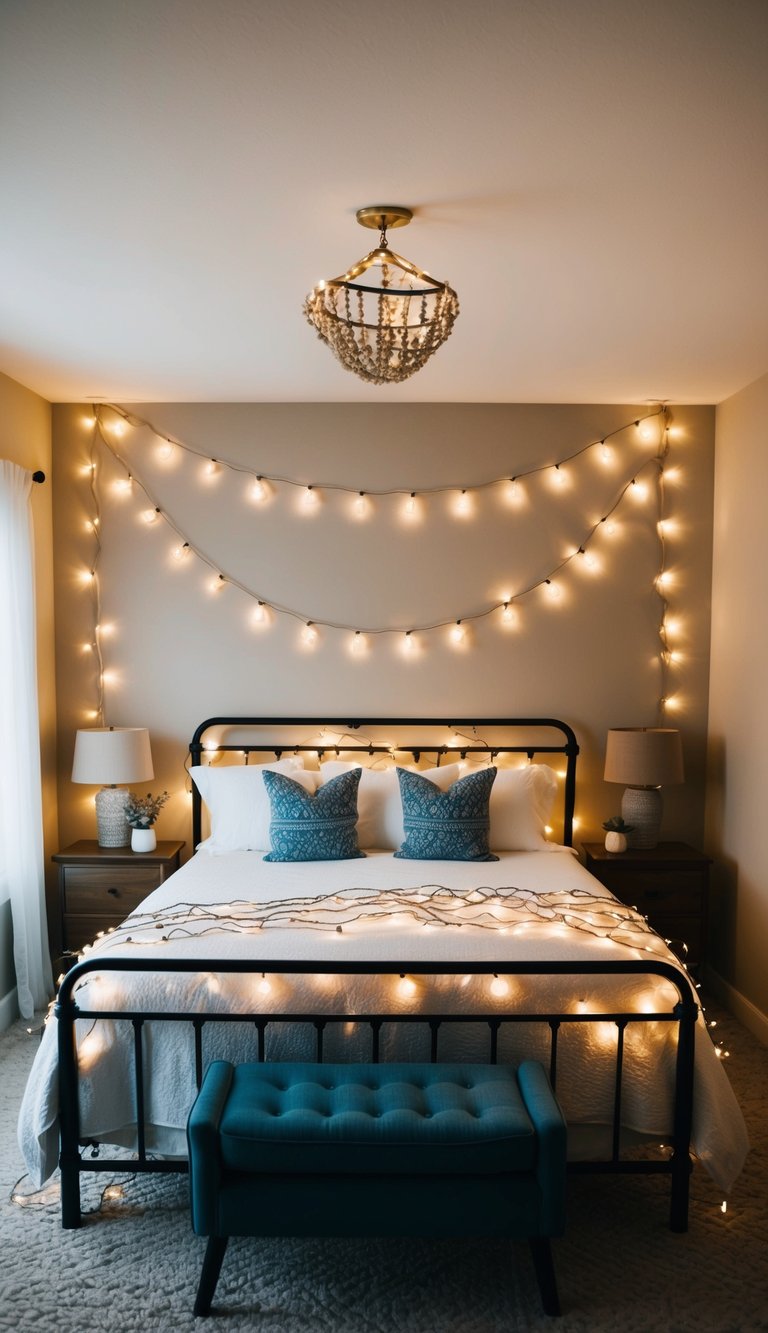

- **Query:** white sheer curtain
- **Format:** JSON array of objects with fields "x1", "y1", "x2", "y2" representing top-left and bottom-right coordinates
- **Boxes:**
[{"x1": 0, "y1": 460, "x2": 53, "y2": 1016}]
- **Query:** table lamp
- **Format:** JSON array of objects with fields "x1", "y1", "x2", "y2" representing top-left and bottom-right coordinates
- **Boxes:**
[
  {"x1": 603, "y1": 727, "x2": 684, "y2": 849},
  {"x1": 72, "y1": 727, "x2": 154, "y2": 847}
]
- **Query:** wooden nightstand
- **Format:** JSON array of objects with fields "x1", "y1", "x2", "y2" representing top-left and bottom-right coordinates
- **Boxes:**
[
  {"x1": 53, "y1": 839, "x2": 184, "y2": 955},
  {"x1": 582, "y1": 841, "x2": 711, "y2": 970}
]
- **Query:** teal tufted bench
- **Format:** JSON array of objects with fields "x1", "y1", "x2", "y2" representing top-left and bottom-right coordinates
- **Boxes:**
[{"x1": 187, "y1": 1060, "x2": 566, "y2": 1317}]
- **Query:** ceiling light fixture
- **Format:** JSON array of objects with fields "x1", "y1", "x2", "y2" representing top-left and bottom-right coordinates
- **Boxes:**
[{"x1": 303, "y1": 206, "x2": 459, "y2": 385}]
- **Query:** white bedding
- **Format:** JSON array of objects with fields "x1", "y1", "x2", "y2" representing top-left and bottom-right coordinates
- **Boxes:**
[{"x1": 18, "y1": 849, "x2": 748, "y2": 1191}]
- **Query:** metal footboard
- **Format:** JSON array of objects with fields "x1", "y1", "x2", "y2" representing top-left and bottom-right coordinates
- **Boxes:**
[{"x1": 55, "y1": 957, "x2": 697, "y2": 1233}]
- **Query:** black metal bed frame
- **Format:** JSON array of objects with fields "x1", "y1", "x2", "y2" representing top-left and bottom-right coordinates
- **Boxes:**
[
  {"x1": 56, "y1": 956, "x2": 697, "y2": 1233},
  {"x1": 54, "y1": 717, "x2": 697, "y2": 1234}
]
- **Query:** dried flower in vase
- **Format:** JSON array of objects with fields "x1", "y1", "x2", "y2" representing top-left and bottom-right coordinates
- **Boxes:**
[{"x1": 124, "y1": 791, "x2": 169, "y2": 829}]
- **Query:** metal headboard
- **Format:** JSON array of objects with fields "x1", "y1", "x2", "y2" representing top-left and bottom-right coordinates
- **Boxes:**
[{"x1": 188, "y1": 716, "x2": 579, "y2": 849}]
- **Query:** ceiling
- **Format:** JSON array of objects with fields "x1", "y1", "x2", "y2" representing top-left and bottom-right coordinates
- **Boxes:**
[{"x1": 1, "y1": 0, "x2": 767, "y2": 405}]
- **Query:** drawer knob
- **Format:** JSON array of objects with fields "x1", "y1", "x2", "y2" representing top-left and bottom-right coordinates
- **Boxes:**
[{"x1": 107, "y1": 886, "x2": 120, "y2": 897}]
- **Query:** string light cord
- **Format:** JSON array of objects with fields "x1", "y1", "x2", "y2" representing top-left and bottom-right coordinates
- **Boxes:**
[
  {"x1": 87, "y1": 413, "x2": 106, "y2": 724},
  {"x1": 74, "y1": 884, "x2": 688, "y2": 960},
  {"x1": 93, "y1": 416, "x2": 663, "y2": 639},
  {"x1": 655, "y1": 409, "x2": 673, "y2": 721},
  {"x1": 98, "y1": 402, "x2": 664, "y2": 501}
]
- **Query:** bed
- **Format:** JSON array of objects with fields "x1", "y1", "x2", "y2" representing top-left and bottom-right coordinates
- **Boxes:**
[{"x1": 17, "y1": 716, "x2": 748, "y2": 1231}]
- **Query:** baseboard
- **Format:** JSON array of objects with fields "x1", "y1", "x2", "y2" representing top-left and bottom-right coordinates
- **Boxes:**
[
  {"x1": 0, "y1": 986, "x2": 19, "y2": 1034},
  {"x1": 704, "y1": 966, "x2": 768, "y2": 1046}
]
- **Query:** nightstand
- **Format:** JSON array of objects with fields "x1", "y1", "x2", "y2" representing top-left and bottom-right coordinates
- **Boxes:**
[
  {"x1": 53, "y1": 840, "x2": 185, "y2": 955},
  {"x1": 582, "y1": 841, "x2": 711, "y2": 970}
]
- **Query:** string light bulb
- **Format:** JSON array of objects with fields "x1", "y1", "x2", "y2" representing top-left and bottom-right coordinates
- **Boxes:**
[
  {"x1": 353, "y1": 491, "x2": 369, "y2": 519},
  {"x1": 250, "y1": 476, "x2": 268, "y2": 503},
  {"x1": 455, "y1": 488, "x2": 472, "y2": 517},
  {"x1": 490, "y1": 974, "x2": 509, "y2": 998},
  {"x1": 451, "y1": 620, "x2": 466, "y2": 645},
  {"x1": 398, "y1": 974, "x2": 417, "y2": 999},
  {"x1": 251, "y1": 601, "x2": 268, "y2": 627},
  {"x1": 350, "y1": 630, "x2": 366, "y2": 656},
  {"x1": 506, "y1": 478, "x2": 525, "y2": 507},
  {"x1": 402, "y1": 630, "x2": 415, "y2": 655},
  {"x1": 403, "y1": 491, "x2": 418, "y2": 518},
  {"x1": 172, "y1": 541, "x2": 191, "y2": 561},
  {"x1": 302, "y1": 621, "x2": 319, "y2": 649}
]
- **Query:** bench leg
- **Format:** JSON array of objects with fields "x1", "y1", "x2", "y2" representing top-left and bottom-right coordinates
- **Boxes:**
[
  {"x1": 194, "y1": 1236, "x2": 229, "y2": 1317},
  {"x1": 528, "y1": 1239, "x2": 560, "y2": 1317}
]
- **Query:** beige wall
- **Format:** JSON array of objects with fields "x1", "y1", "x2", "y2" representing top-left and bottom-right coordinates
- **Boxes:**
[
  {"x1": 706, "y1": 370, "x2": 768, "y2": 1034},
  {"x1": 0, "y1": 371, "x2": 57, "y2": 1006},
  {"x1": 52, "y1": 401, "x2": 715, "y2": 871}
]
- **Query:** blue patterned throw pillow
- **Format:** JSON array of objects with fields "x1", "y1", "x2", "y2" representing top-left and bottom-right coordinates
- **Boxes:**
[
  {"x1": 263, "y1": 768, "x2": 365, "y2": 862},
  {"x1": 394, "y1": 766, "x2": 499, "y2": 861}
]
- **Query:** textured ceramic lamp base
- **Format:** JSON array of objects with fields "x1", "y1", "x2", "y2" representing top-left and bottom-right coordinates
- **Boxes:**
[
  {"x1": 621, "y1": 786, "x2": 663, "y2": 849},
  {"x1": 95, "y1": 786, "x2": 131, "y2": 847}
]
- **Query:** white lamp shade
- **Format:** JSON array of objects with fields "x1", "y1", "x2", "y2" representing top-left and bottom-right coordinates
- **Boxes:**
[
  {"x1": 72, "y1": 727, "x2": 154, "y2": 785},
  {"x1": 604, "y1": 728, "x2": 684, "y2": 788}
]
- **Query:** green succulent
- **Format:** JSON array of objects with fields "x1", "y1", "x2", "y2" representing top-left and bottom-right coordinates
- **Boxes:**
[{"x1": 602, "y1": 815, "x2": 634, "y2": 833}]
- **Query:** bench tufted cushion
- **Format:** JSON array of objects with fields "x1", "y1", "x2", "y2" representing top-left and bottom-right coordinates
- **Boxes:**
[{"x1": 213, "y1": 1061, "x2": 537, "y2": 1176}]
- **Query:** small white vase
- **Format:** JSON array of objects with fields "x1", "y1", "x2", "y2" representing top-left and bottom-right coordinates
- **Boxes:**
[
  {"x1": 131, "y1": 826, "x2": 157, "y2": 853},
  {"x1": 604, "y1": 831, "x2": 627, "y2": 854}
]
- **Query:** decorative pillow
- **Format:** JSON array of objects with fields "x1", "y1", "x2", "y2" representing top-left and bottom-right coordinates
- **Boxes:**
[
  {"x1": 394, "y1": 766, "x2": 499, "y2": 861},
  {"x1": 263, "y1": 768, "x2": 365, "y2": 862},
  {"x1": 190, "y1": 759, "x2": 315, "y2": 853},
  {"x1": 489, "y1": 765, "x2": 558, "y2": 850},
  {"x1": 318, "y1": 762, "x2": 462, "y2": 849}
]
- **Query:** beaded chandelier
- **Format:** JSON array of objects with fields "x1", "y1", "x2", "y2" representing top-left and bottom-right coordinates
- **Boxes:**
[{"x1": 303, "y1": 206, "x2": 459, "y2": 385}]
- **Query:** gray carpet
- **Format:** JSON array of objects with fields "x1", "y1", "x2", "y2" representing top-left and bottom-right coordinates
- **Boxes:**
[{"x1": 1, "y1": 998, "x2": 766, "y2": 1333}]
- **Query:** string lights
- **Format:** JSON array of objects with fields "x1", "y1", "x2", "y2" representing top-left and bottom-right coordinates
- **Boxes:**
[
  {"x1": 88, "y1": 412, "x2": 668, "y2": 641},
  {"x1": 95, "y1": 401, "x2": 663, "y2": 507},
  {"x1": 80, "y1": 403, "x2": 682, "y2": 719},
  {"x1": 83, "y1": 883, "x2": 678, "y2": 954}
]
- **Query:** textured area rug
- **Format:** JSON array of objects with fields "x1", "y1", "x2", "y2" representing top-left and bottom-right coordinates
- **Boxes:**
[{"x1": 1, "y1": 998, "x2": 766, "y2": 1332}]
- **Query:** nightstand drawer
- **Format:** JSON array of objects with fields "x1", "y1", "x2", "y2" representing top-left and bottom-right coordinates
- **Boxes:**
[
  {"x1": 63, "y1": 913, "x2": 128, "y2": 953},
  {"x1": 62, "y1": 865, "x2": 162, "y2": 914},
  {"x1": 603, "y1": 870, "x2": 704, "y2": 915},
  {"x1": 652, "y1": 916, "x2": 702, "y2": 952}
]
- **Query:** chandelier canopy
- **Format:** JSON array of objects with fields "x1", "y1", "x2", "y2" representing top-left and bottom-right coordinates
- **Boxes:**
[{"x1": 303, "y1": 206, "x2": 459, "y2": 385}]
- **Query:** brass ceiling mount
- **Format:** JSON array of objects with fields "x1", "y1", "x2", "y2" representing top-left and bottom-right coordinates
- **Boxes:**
[{"x1": 355, "y1": 206, "x2": 413, "y2": 232}]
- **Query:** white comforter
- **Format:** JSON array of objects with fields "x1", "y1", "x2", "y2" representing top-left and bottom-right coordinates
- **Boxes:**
[{"x1": 18, "y1": 849, "x2": 748, "y2": 1191}]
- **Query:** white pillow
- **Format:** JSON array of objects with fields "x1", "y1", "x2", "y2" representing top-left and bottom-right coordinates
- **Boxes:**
[
  {"x1": 489, "y1": 764, "x2": 558, "y2": 850},
  {"x1": 318, "y1": 761, "x2": 461, "y2": 849},
  {"x1": 190, "y1": 759, "x2": 317, "y2": 853}
]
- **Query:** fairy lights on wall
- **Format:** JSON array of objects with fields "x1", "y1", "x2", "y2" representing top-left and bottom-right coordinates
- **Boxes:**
[{"x1": 78, "y1": 402, "x2": 683, "y2": 720}]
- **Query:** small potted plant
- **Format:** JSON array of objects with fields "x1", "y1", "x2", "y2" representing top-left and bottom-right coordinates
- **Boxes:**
[
  {"x1": 602, "y1": 815, "x2": 633, "y2": 854},
  {"x1": 124, "y1": 790, "x2": 169, "y2": 853}
]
